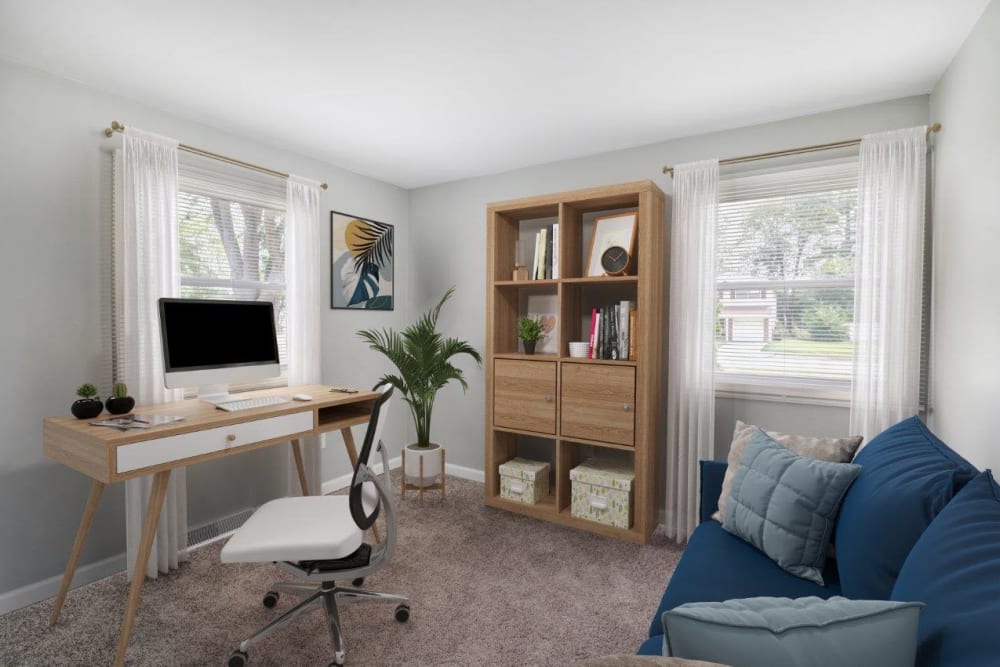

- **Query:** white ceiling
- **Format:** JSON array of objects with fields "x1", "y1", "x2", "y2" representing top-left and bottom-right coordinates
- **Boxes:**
[{"x1": 0, "y1": 1, "x2": 989, "y2": 188}]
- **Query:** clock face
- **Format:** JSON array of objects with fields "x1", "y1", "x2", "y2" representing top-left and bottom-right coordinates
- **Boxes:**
[{"x1": 600, "y1": 245, "x2": 630, "y2": 275}]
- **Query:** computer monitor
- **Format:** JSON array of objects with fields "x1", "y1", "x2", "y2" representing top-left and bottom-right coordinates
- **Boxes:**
[{"x1": 158, "y1": 298, "x2": 281, "y2": 404}]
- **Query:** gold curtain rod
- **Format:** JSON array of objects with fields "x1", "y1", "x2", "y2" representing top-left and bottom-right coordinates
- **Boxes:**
[
  {"x1": 661, "y1": 122, "x2": 942, "y2": 176},
  {"x1": 103, "y1": 121, "x2": 328, "y2": 190}
]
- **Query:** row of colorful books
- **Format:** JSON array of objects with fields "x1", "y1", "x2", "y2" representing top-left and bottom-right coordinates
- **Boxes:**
[
  {"x1": 587, "y1": 301, "x2": 636, "y2": 360},
  {"x1": 530, "y1": 224, "x2": 559, "y2": 280}
]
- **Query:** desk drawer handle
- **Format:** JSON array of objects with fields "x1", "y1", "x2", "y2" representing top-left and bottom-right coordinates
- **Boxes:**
[
  {"x1": 226, "y1": 434, "x2": 237, "y2": 442},
  {"x1": 622, "y1": 404, "x2": 630, "y2": 412}
]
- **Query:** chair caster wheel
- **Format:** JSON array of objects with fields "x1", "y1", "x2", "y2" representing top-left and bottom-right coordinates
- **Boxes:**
[
  {"x1": 330, "y1": 649, "x2": 346, "y2": 666},
  {"x1": 352, "y1": 577, "x2": 364, "y2": 587},
  {"x1": 262, "y1": 591, "x2": 279, "y2": 608},
  {"x1": 228, "y1": 650, "x2": 248, "y2": 667},
  {"x1": 395, "y1": 604, "x2": 410, "y2": 622}
]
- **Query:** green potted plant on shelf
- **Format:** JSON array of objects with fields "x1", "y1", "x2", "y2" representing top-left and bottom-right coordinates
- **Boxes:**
[
  {"x1": 71, "y1": 383, "x2": 104, "y2": 420},
  {"x1": 516, "y1": 316, "x2": 545, "y2": 355},
  {"x1": 358, "y1": 286, "x2": 482, "y2": 489},
  {"x1": 105, "y1": 382, "x2": 135, "y2": 415}
]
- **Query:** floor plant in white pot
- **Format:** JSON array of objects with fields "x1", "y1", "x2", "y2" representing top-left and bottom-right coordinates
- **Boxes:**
[{"x1": 357, "y1": 286, "x2": 482, "y2": 493}]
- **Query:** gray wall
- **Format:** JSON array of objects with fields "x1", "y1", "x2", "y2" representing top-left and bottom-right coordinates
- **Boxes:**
[
  {"x1": 407, "y1": 97, "x2": 929, "y2": 493},
  {"x1": 929, "y1": 0, "x2": 1000, "y2": 473},
  {"x1": 0, "y1": 59, "x2": 410, "y2": 598}
]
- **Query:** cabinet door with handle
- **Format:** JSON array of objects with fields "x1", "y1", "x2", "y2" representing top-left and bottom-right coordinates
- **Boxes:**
[
  {"x1": 560, "y1": 364, "x2": 635, "y2": 446},
  {"x1": 494, "y1": 359, "x2": 557, "y2": 434}
]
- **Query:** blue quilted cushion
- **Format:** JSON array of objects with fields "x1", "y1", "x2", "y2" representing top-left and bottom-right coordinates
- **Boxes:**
[
  {"x1": 722, "y1": 429, "x2": 861, "y2": 584},
  {"x1": 835, "y1": 416, "x2": 978, "y2": 599},
  {"x1": 891, "y1": 471, "x2": 1000, "y2": 667},
  {"x1": 662, "y1": 596, "x2": 923, "y2": 667}
]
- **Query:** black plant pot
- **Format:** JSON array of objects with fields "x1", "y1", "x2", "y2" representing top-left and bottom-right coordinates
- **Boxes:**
[
  {"x1": 522, "y1": 340, "x2": 537, "y2": 355},
  {"x1": 71, "y1": 398, "x2": 104, "y2": 420},
  {"x1": 106, "y1": 396, "x2": 136, "y2": 415}
]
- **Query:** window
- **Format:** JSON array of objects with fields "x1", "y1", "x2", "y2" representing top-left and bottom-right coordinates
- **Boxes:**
[
  {"x1": 715, "y1": 161, "x2": 858, "y2": 398},
  {"x1": 176, "y1": 153, "x2": 288, "y2": 387}
]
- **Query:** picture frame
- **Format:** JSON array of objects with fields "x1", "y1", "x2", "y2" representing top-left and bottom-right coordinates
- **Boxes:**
[
  {"x1": 330, "y1": 210, "x2": 394, "y2": 310},
  {"x1": 585, "y1": 211, "x2": 638, "y2": 277}
]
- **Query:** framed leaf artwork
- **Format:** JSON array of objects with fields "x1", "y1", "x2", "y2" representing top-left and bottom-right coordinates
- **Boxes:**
[{"x1": 330, "y1": 211, "x2": 394, "y2": 310}]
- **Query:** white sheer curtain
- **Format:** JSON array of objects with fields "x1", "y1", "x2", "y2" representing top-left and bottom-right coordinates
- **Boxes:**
[
  {"x1": 850, "y1": 126, "x2": 927, "y2": 440},
  {"x1": 665, "y1": 159, "x2": 719, "y2": 541},
  {"x1": 117, "y1": 127, "x2": 187, "y2": 580},
  {"x1": 286, "y1": 175, "x2": 323, "y2": 496}
]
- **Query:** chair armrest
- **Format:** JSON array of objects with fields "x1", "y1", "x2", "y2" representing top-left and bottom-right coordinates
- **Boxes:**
[{"x1": 699, "y1": 460, "x2": 728, "y2": 524}]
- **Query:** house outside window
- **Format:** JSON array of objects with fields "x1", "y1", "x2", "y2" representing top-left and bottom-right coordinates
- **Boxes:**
[{"x1": 715, "y1": 160, "x2": 858, "y2": 400}]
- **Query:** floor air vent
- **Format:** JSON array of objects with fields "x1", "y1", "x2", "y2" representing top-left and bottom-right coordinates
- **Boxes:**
[{"x1": 187, "y1": 508, "x2": 254, "y2": 549}]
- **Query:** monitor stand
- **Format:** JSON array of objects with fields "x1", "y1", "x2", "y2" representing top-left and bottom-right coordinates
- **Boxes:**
[{"x1": 197, "y1": 384, "x2": 234, "y2": 406}]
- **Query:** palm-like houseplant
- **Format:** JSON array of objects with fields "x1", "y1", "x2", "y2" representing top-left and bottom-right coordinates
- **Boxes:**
[{"x1": 358, "y1": 287, "x2": 482, "y2": 486}]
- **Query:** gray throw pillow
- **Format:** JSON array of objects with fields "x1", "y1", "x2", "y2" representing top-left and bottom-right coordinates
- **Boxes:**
[
  {"x1": 662, "y1": 596, "x2": 923, "y2": 667},
  {"x1": 713, "y1": 420, "x2": 862, "y2": 522},
  {"x1": 722, "y1": 429, "x2": 861, "y2": 584}
]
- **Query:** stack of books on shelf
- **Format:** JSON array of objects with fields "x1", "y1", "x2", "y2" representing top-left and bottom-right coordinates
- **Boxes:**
[
  {"x1": 530, "y1": 224, "x2": 559, "y2": 280},
  {"x1": 587, "y1": 301, "x2": 637, "y2": 361}
]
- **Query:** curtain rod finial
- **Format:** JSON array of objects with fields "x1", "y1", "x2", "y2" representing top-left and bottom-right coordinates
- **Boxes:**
[
  {"x1": 321, "y1": 183, "x2": 328, "y2": 190},
  {"x1": 929, "y1": 122, "x2": 942, "y2": 134},
  {"x1": 104, "y1": 127, "x2": 114, "y2": 138}
]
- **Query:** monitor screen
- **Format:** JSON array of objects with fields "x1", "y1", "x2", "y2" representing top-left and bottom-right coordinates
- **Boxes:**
[{"x1": 158, "y1": 298, "x2": 280, "y2": 372}]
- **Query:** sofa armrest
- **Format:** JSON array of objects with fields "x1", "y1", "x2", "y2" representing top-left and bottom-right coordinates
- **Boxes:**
[{"x1": 699, "y1": 460, "x2": 728, "y2": 524}]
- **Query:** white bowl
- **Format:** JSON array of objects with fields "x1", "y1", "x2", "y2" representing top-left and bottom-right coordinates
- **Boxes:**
[{"x1": 568, "y1": 342, "x2": 590, "y2": 358}]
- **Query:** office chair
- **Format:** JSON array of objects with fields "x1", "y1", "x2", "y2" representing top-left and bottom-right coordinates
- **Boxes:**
[{"x1": 221, "y1": 386, "x2": 408, "y2": 667}]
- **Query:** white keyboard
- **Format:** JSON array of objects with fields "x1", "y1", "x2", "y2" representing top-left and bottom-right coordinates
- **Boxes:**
[{"x1": 216, "y1": 396, "x2": 290, "y2": 412}]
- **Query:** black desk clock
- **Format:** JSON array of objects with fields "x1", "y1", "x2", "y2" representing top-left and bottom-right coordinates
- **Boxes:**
[{"x1": 600, "y1": 245, "x2": 631, "y2": 276}]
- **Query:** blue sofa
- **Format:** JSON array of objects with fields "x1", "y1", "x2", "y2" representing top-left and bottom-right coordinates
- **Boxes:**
[{"x1": 637, "y1": 417, "x2": 1000, "y2": 666}]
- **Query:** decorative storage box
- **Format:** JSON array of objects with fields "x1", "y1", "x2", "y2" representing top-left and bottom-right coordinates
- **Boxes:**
[
  {"x1": 499, "y1": 457, "x2": 551, "y2": 505},
  {"x1": 570, "y1": 458, "x2": 635, "y2": 529}
]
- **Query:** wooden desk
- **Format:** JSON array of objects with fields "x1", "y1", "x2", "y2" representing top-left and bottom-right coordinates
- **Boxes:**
[{"x1": 43, "y1": 384, "x2": 379, "y2": 667}]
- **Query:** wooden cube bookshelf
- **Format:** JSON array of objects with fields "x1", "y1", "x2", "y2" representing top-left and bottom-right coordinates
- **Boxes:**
[{"x1": 484, "y1": 180, "x2": 667, "y2": 543}]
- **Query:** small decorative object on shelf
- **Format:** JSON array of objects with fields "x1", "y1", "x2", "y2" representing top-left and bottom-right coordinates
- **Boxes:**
[
  {"x1": 513, "y1": 238, "x2": 533, "y2": 281},
  {"x1": 516, "y1": 316, "x2": 545, "y2": 355},
  {"x1": 358, "y1": 286, "x2": 482, "y2": 506},
  {"x1": 105, "y1": 382, "x2": 136, "y2": 415},
  {"x1": 71, "y1": 383, "x2": 104, "y2": 420}
]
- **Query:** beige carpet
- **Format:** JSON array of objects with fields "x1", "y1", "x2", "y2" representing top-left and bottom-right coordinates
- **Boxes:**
[{"x1": 1, "y1": 473, "x2": 683, "y2": 666}]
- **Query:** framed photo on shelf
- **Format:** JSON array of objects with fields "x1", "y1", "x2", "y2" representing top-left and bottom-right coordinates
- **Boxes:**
[
  {"x1": 585, "y1": 211, "x2": 637, "y2": 277},
  {"x1": 330, "y1": 210, "x2": 394, "y2": 310}
]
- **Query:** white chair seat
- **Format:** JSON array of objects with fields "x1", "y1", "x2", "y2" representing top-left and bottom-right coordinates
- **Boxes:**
[{"x1": 221, "y1": 496, "x2": 364, "y2": 564}]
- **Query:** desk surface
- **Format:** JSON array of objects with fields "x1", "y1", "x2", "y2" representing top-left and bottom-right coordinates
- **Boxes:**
[{"x1": 44, "y1": 384, "x2": 379, "y2": 483}]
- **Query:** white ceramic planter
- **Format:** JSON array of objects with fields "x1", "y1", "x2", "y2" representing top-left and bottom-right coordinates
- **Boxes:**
[{"x1": 404, "y1": 443, "x2": 443, "y2": 487}]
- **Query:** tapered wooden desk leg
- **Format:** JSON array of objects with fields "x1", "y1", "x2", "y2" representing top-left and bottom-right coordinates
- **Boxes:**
[
  {"x1": 340, "y1": 427, "x2": 381, "y2": 543},
  {"x1": 49, "y1": 480, "x2": 105, "y2": 626},
  {"x1": 114, "y1": 470, "x2": 170, "y2": 667},
  {"x1": 290, "y1": 439, "x2": 310, "y2": 496}
]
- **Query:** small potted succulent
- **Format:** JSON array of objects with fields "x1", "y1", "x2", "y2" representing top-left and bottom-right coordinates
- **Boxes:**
[
  {"x1": 71, "y1": 383, "x2": 104, "y2": 420},
  {"x1": 105, "y1": 382, "x2": 135, "y2": 415},
  {"x1": 516, "y1": 316, "x2": 545, "y2": 355}
]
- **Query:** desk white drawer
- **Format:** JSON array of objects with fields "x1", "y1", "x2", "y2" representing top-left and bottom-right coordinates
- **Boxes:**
[{"x1": 116, "y1": 411, "x2": 313, "y2": 474}]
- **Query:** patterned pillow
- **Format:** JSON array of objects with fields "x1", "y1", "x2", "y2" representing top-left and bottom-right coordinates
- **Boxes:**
[{"x1": 713, "y1": 420, "x2": 862, "y2": 522}]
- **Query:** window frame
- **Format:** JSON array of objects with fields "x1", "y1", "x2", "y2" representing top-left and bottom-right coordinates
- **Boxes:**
[{"x1": 714, "y1": 160, "x2": 859, "y2": 403}]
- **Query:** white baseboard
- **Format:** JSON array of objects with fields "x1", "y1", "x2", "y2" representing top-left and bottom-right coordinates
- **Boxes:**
[
  {"x1": 0, "y1": 551, "x2": 126, "y2": 615},
  {"x1": 321, "y1": 457, "x2": 485, "y2": 493},
  {"x1": 445, "y1": 462, "x2": 485, "y2": 483},
  {"x1": 322, "y1": 456, "x2": 402, "y2": 494}
]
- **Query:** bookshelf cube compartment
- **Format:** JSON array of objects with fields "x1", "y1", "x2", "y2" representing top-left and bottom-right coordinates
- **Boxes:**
[
  {"x1": 490, "y1": 431, "x2": 556, "y2": 506},
  {"x1": 492, "y1": 284, "x2": 559, "y2": 355},
  {"x1": 561, "y1": 282, "x2": 639, "y2": 360}
]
